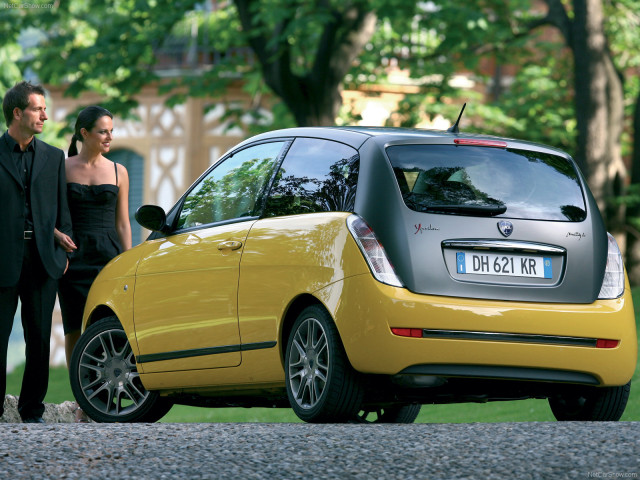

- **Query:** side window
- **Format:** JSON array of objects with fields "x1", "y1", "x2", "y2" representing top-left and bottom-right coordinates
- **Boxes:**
[
  {"x1": 264, "y1": 138, "x2": 359, "y2": 217},
  {"x1": 176, "y1": 141, "x2": 285, "y2": 230}
]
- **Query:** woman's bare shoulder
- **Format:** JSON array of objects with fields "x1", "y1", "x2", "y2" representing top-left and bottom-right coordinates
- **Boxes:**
[{"x1": 115, "y1": 161, "x2": 129, "y2": 177}]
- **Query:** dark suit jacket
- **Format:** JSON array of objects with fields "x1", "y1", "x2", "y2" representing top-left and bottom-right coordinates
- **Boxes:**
[{"x1": 0, "y1": 133, "x2": 72, "y2": 287}]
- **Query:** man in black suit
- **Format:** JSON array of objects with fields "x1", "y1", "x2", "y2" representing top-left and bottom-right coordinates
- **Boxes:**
[{"x1": 0, "y1": 81, "x2": 73, "y2": 423}]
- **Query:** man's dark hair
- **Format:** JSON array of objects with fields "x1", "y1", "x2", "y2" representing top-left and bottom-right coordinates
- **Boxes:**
[{"x1": 2, "y1": 81, "x2": 47, "y2": 127}]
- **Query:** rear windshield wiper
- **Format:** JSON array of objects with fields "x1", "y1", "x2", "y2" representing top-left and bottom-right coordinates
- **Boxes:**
[{"x1": 423, "y1": 203, "x2": 507, "y2": 216}]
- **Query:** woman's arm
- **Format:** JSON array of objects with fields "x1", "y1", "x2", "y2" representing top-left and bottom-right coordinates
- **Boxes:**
[
  {"x1": 54, "y1": 227, "x2": 77, "y2": 253},
  {"x1": 115, "y1": 163, "x2": 132, "y2": 251}
]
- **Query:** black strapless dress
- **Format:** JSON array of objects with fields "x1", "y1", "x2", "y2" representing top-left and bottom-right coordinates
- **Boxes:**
[{"x1": 58, "y1": 182, "x2": 122, "y2": 334}]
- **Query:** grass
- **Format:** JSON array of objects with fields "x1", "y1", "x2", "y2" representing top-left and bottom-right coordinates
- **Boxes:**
[{"x1": 7, "y1": 290, "x2": 640, "y2": 423}]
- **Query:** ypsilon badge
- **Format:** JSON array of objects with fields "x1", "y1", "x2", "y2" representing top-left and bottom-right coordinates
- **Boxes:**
[{"x1": 498, "y1": 220, "x2": 513, "y2": 237}]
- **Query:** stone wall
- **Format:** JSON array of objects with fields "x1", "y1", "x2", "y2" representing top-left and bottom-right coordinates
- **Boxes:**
[{"x1": 1, "y1": 395, "x2": 77, "y2": 423}]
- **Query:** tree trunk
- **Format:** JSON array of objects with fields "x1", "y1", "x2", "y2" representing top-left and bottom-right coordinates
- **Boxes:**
[
  {"x1": 570, "y1": 0, "x2": 626, "y2": 230},
  {"x1": 544, "y1": 0, "x2": 626, "y2": 240},
  {"x1": 625, "y1": 93, "x2": 640, "y2": 284},
  {"x1": 234, "y1": 0, "x2": 376, "y2": 126}
]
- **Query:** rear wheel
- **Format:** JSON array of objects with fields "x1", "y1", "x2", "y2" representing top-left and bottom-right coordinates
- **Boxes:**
[
  {"x1": 70, "y1": 316, "x2": 173, "y2": 423},
  {"x1": 285, "y1": 305, "x2": 363, "y2": 423},
  {"x1": 354, "y1": 404, "x2": 421, "y2": 423},
  {"x1": 549, "y1": 382, "x2": 630, "y2": 421}
]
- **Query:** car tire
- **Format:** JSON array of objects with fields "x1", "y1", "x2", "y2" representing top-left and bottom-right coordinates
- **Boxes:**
[
  {"x1": 354, "y1": 404, "x2": 422, "y2": 423},
  {"x1": 549, "y1": 382, "x2": 630, "y2": 421},
  {"x1": 285, "y1": 305, "x2": 363, "y2": 423},
  {"x1": 69, "y1": 316, "x2": 173, "y2": 423}
]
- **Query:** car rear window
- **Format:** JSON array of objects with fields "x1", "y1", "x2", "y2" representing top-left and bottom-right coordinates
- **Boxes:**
[{"x1": 386, "y1": 144, "x2": 587, "y2": 221}]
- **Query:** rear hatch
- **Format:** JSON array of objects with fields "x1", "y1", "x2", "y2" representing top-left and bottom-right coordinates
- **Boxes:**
[{"x1": 356, "y1": 137, "x2": 608, "y2": 304}]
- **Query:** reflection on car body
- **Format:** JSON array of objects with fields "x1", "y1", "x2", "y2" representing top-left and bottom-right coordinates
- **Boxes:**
[{"x1": 69, "y1": 124, "x2": 637, "y2": 424}]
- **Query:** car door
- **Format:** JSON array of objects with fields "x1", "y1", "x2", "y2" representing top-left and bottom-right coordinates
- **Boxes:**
[
  {"x1": 238, "y1": 137, "x2": 361, "y2": 347},
  {"x1": 133, "y1": 140, "x2": 287, "y2": 374}
]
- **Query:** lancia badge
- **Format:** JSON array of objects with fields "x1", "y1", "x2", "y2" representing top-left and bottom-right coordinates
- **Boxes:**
[{"x1": 498, "y1": 220, "x2": 513, "y2": 237}]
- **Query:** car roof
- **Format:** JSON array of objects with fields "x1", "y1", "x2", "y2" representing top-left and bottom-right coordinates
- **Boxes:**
[{"x1": 235, "y1": 126, "x2": 571, "y2": 158}]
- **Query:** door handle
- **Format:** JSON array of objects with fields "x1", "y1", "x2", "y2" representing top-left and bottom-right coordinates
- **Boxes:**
[{"x1": 217, "y1": 240, "x2": 243, "y2": 251}]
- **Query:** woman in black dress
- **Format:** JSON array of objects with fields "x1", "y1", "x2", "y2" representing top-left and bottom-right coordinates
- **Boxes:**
[{"x1": 55, "y1": 106, "x2": 132, "y2": 421}]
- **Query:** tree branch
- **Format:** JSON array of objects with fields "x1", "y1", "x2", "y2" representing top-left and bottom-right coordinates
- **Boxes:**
[
  {"x1": 541, "y1": 0, "x2": 573, "y2": 45},
  {"x1": 312, "y1": 4, "x2": 376, "y2": 87},
  {"x1": 233, "y1": 0, "x2": 295, "y2": 98}
]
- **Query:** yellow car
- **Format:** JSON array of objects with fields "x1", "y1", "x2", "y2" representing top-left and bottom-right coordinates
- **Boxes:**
[{"x1": 70, "y1": 125, "x2": 637, "y2": 423}]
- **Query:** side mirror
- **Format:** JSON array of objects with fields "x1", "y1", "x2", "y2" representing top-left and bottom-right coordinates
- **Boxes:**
[{"x1": 135, "y1": 205, "x2": 169, "y2": 233}]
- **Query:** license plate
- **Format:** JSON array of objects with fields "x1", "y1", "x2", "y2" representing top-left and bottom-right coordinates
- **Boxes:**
[{"x1": 456, "y1": 252, "x2": 552, "y2": 279}]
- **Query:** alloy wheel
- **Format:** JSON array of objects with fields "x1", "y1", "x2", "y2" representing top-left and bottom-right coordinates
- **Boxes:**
[
  {"x1": 287, "y1": 316, "x2": 330, "y2": 410},
  {"x1": 76, "y1": 326, "x2": 149, "y2": 417}
]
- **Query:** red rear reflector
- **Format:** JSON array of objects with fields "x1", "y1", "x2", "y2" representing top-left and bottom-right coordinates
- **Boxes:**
[
  {"x1": 454, "y1": 139, "x2": 507, "y2": 148},
  {"x1": 596, "y1": 339, "x2": 619, "y2": 349},
  {"x1": 391, "y1": 328, "x2": 423, "y2": 338}
]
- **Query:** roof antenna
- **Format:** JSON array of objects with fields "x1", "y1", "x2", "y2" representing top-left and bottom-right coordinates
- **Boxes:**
[{"x1": 447, "y1": 103, "x2": 466, "y2": 134}]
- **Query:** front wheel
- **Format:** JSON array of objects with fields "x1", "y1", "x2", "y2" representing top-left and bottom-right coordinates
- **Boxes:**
[
  {"x1": 70, "y1": 316, "x2": 173, "y2": 423},
  {"x1": 285, "y1": 305, "x2": 363, "y2": 423},
  {"x1": 549, "y1": 382, "x2": 630, "y2": 421}
]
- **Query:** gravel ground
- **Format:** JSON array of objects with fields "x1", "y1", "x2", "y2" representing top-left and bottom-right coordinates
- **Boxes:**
[{"x1": 0, "y1": 422, "x2": 638, "y2": 479}]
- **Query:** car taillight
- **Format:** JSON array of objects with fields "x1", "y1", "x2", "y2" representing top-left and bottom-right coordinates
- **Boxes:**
[
  {"x1": 453, "y1": 138, "x2": 507, "y2": 148},
  {"x1": 346, "y1": 215, "x2": 403, "y2": 288},
  {"x1": 598, "y1": 233, "x2": 625, "y2": 299}
]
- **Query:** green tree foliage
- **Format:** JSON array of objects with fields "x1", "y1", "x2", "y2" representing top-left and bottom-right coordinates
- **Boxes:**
[
  {"x1": 1, "y1": 0, "x2": 637, "y2": 137},
  {"x1": 7, "y1": 1, "x2": 539, "y2": 130},
  {"x1": 0, "y1": 0, "x2": 201, "y2": 127},
  {"x1": 0, "y1": 43, "x2": 25, "y2": 127}
]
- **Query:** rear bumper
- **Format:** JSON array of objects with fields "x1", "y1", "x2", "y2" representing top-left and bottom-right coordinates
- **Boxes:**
[{"x1": 317, "y1": 274, "x2": 637, "y2": 386}]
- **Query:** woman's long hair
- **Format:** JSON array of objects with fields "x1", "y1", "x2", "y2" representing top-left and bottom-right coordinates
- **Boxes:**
[{"x1": 68, "y1": 106, "x2": 113, "y2": 157}]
